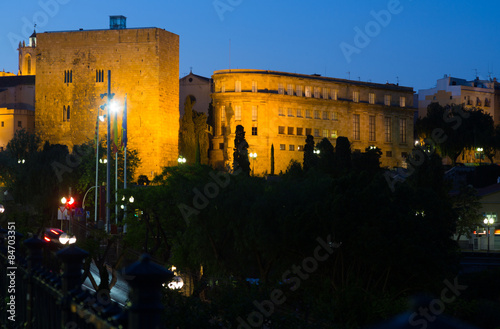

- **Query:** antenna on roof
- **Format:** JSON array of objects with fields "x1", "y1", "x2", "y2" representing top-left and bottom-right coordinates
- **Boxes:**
[
  {"x1": 396, "y1": 76, "x2": 399, "y2": 85},
  {"x1": 346, "y1": 71, "x2": 350, "y2": 80},
  {"x1": 229, "y1": 39, "x2": 231, "y2": 70},
  {"x1": 473, "y1": 68, "x2": 478, "y2": 79},
  {"x1": 190, "y1": 67, "x2": 192, "y2": 74}
]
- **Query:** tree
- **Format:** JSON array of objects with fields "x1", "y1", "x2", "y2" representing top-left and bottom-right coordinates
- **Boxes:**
[
  {"x1": 193, "y1": 110, "x2": 209, "y2": 164},
  {"x1": 303, "y1": 135, "x2": 317, "y2": 171},
  {"x1": 270, "y1": 144, "x2": 275, "y2": 175},
  {"x1": 335, "y1": 136, "x2": 352, "y2": 173},
  {"x1": 232, "y1": 125, "x2": 250, "y2": 175},
  {"x1": 452, "y1": 184, "x2": 483, "y2": 241},
  {"x1": 316, "y1": 137, "x2": 335, "y2": 173},
  {"x1": 179, "y1": 96, "x2": 196, "y2": 163}
]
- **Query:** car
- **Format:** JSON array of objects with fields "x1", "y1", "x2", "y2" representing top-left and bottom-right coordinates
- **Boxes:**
[{"x1": 43, "y1": 228, "x2": 76, "y2": 245}]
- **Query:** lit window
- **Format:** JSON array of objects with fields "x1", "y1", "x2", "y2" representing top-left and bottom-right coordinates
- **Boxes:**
[
  {"x1": 278, "y1": 108, "x2": 284, "y2": 116},
  {"x1": 369, "y1": 93, "x2": 375, "y2": 104},
  {"x1": 314, "y1": 87, "x2": 320, "y2": 98},
  {"x1": 289, "y1": 145, "x2": 295, "y2": 151},
  {"x1": 288, "y1": 108, "x2": 294, "y2": 117},
  {"x1": 332, "y1": 112, "x2": 338, "y2": 120},
  {"x1": 331, "y1": 89, "x2": 338, "y2": 100},
  {"x1": 221, "y1": 105, "x2": 226, "y2": 122},
  {"x1": 297, "y1": 109, "x2": 302, "y2": 117},
  {"x1": 314, "y1": 110, "x2": 320, "y2": 119},
  {"x1": 331, "y1": 130, "x2": 338, "y2": 139},
  {"x1": 278, "y1": 126, "x2": 285, "y2": 134},
  {"x1": 400, "y1": 96, "x2": 406, "y2": 107},
  {"x1": 306, "y1": 110, "x2": 311, "y2": 118},
  {"x1": 296, "y1": 85, "x2": 303, "y2": 97},
  {"x1": 384, "y1": 95, "x2": 391, "y2": 106},
  {"x1": 252, "y1": 81, "x2": 257, "y2": 93},
  {"x1": 235, "y1": 80, "x2": 241, "y2": 92},
  {"x1": 235, "y1": 106, "x2": 242, "y2": 121},
  {"x1": 287, "y1": 84, "x2": 294, "y2": 95},
  {"x1": 322, "y1": 111, "x2": 328, "y2": 120},
  {"x1": 353, "y1": 114, "x2": 360, "y2": 140},
  {"x1": 353, "y1": 91, "x2": 359, "y2": 102},
  {"x1": 278, "y1": 83, "x2": 284, "y2": 94},
  {"x1": 252, "y1": 106, "x2": 258, "y2": 121},
  {"x1": 369, "y1": 115, "x2": 376, "y2": 141},
  {"x1": 322, "y1": 129, "x2": 329, "y2": 138},
  {"x1": 252, "y1": 127, "x2": 258, "y2": 136},
  {"x1": 305, "y1": 86, "x2": 311, "y2": 97},
  {"x1": 385, "y1": 117, "x2": 392, "y2": 142},
  {"x1": 297, "y1": 127, "x2": 303, "y2": 135},
  {"x1": 280, "y1": 144, "x2": 286, "y2": 150},
  {"x1": 288, "y1": 127, "x2": 294, "y2": 135},
  {"x1": 323, "y1": 87, "x2": 329, "y2": 99},
  {"x1": 314, "y1": 129, "x2": 320, "y2": 137}
]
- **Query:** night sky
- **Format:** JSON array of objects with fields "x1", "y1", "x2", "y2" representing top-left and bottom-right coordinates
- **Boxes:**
[{"x1": 1, "y1": 0, "x2": 499, "y2": 91}]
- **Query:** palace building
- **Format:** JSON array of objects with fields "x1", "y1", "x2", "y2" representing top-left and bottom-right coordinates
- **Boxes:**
[
  {"x1": 210, "y1": 69, "x2": 415, "y2": 175},
  {"x1": 23, "y1": 16, "x2": 179, "y2": 179}
]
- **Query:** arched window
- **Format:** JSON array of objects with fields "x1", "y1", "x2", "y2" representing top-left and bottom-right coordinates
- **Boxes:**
[
  {"x1": 26, "y1": 55, "x2": 31, "y2": 75},
  {"x1": 67, "y1": 106, "x2": 71, "y2": 121}
]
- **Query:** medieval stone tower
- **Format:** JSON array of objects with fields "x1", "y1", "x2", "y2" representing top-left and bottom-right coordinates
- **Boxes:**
[
  {"x1": 18, "y1": 31, "x2": 37, "y2": 76},
  {"x1": 32, "y1": 16, "x2": 179, "y2": 179}
]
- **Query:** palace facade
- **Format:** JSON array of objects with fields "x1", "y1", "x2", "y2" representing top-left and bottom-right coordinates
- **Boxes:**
[{"x1": 210, "y1": 69, "x2": 416, "y2": 175}]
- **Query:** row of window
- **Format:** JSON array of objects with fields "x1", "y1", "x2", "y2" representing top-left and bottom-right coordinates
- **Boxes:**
[
  {"x1": 277, "y1": 116, "x2": 408, "y2": 144},
  {"x1": 63, "y1": 70, "x2": 107, "y2": 84},
  {"x1": 279, "y1": 108, "x2": 339, "y2": 120},
  {"x1": 464, "y1": 96, "x2": 491, "y2": 107},
  {"x1": 276, "y1": 144, "x2": 403, "y2": 158},
  {"x1": 220, "y1": 105, "x2": 258, "y2": 122},
  {"x1": 0, "y1": 121, "x2": 22, "y2": 128},
  {"x1": 278, "y1": 126, "x2": 338, "y2": 139},
  {"x1": 221, "y1": 81, "x2": 407, "y2": 107}
]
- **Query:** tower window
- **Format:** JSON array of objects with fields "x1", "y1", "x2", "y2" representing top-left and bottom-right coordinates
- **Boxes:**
[
  {"x1": 96, "y1": 70, "x2": 104, "y2": 83},
  {"x1": 64, "y1": 70, "x2": 73, "y2": 83},
  {"x1": 63, "y1": 106, "x2": 71, "y2": 122}
]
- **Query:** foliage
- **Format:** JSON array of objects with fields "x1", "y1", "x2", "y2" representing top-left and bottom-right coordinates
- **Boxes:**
[
  {"x1": 415, "y1": 103, "x2": 496, "y2": 165},
  {"x1": 270, "y1": 144, "x2": 275, "y2": 175},
  {"x1": 179, "y1": 96, "x2": 196, "y2": 163},
  {"x1": 303, "y1": 134, "x2": 317, "y2": 171},
  {"x1": 232, "y1": 125, "x2": 250, "y2": 175},
  {"x1": 452, "y1": 184, "x2": 483, "y2": 241}
]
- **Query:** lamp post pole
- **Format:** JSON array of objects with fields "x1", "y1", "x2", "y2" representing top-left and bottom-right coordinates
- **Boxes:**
[
  {"x1": 484, "y1": 217, "x2": 494, "y2": 253},
  {"x1": 106, "y1": 70, "x2": 112, "y2": 234}
]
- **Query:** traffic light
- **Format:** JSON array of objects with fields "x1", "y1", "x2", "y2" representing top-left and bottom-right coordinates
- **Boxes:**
[{"x1": 61, "y1": 196, "x2": 75, "y2": 209}]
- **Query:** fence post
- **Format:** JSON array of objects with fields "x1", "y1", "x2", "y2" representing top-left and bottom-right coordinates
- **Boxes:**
[
  {"x1": 23, "y1": 235, "x2": 45, "y2": 329},
  {"x1": 57, "y1": 245, "x2": 89, "y2": 328},
  {"x1": 123, "y1": 254, "x2": 174, "y2": 329}
]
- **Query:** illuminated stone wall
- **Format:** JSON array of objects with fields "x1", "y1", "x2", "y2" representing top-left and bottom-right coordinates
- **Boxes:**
[
  {"x1": 34, "y1": 28, "x2": 179, "y2": 179},
  {"x1": 210, "y1": 69, "x2": 415, "y2": 174}
]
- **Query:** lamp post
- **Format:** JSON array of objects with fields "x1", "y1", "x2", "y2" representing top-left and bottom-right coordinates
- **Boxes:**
[
  {"x1": 483, "y1": 217, "x2": 494, "y2": 253},
  {"x1": 0, "y1": 204, "x2": 4, "y2": 214},
  {"x1": 477, "y1": 147, "x2": 484, "y2": 164},
  {"x1": 177, "y1": 156, "x2": 187, "y2": 164},
  {"x1": 313, "y1": 149, "x2": 320, "y2": 155},
  {"x1": 249, "y1": 152, "x2": 257, "y2": 176}
]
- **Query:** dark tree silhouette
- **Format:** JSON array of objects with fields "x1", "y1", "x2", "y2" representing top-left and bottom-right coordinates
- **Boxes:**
[
  {"x1": 335, "y1": 136, "x2": 352, "y2": 172},
  {"x1": 270, "y1": 144, "x2": 275, "y2": 175},
  {"x1": 233, "y1": 125, "x2": 250, "y2": 175},
  {"x1": 303, "y1": 135, "x2": 318, "y2": 171}
]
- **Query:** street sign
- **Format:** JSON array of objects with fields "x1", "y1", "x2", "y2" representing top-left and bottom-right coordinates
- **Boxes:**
[
  {"x1": 58, "y1": 206, "x2": 69, "y2": 220},
  {"x1": 86, "y1": 211, "x2": 90, "y2": 219}
]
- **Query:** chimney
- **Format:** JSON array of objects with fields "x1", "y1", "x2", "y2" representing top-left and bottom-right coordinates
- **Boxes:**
[{"x1": 110, "y1": 15, "x2": 127, "y2": 30}]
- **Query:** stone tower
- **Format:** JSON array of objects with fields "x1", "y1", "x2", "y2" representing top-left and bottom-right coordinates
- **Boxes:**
[
  {"x1": 18, "y1": 31, "x2": 37, "y2": 76},
  {"x1": 34, "y1": 17, "x2": 179, "y2": 179}
]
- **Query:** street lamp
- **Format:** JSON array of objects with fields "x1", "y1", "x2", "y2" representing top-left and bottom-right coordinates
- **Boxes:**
[
  {"x1": 249, "y1": 152, "x2": 257, "y2": 176},
  {"x1": 0, "y1": 204, "x2": 4, "y2": 214},
  {"x1": 476, "y1": 147, "x2": 484, "y2": 164},
  {"x1": 313, "y1": 149, "x2": 320, "y2": 155},
  {"x1": 483, "y1": 217, "x2": 495, "y2": 253},
  {"x1": 177, "y1": 156, "x2": 187, "y2": 164}
]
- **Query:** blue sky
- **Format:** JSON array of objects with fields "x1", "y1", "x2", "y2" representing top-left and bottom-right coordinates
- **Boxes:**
[{"x1": 1, "y1": 0, "x2": 499, "y2": 91}]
